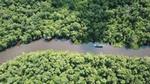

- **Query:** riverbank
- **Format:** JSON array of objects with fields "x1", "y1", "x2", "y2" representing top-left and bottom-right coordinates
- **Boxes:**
[
  {"x1": 1, "y1": 0, "x2": 150, "y2": 51},
  {"x1": 0, "y1": 50, "x2": 150, "y2": 83}
]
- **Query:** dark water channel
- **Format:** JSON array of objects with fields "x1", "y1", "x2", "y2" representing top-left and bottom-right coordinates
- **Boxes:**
[{"x1": 0, "y1": 39, "x2": 150, "y2": 63}]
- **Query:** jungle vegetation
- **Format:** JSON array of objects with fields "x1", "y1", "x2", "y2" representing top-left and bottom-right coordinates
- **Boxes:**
[
  {"x1": 0, "y1": 50, "x2": 150, "y2": 83},
  {"x1": 0, "y1": 0, "x2": 150, "y2": 50}
]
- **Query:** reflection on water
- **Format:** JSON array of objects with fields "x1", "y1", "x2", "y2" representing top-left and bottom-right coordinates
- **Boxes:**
[{"x1": 0, "y1": 39, "x2": 150, "y2": 63}]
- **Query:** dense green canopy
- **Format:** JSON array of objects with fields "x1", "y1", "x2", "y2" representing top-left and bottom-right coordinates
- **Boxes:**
[
  {"x1": 0, "y1": 0, "x2": 150, "y2": 50},
  {"x1": 0, "y1": 50, "x2": 150, "y2": 83}
]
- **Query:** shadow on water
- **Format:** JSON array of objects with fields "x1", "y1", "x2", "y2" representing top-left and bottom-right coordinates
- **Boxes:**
[{"x1": 0, "y1": 39, "x2": 150, "y2": 63}]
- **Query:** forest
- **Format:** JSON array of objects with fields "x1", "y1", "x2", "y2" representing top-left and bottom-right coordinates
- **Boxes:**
[
  {"x1": 0, "y1": 0, "x2": 150, "y2": 83},
  {"x1": 0, "y1": 0, "x2": 150, "y2": 51},
  {"x1": 0, "y1": 50, "x2": 150, "y2": 83}
]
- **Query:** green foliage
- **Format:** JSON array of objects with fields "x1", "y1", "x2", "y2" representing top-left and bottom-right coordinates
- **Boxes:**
[
  {"x1": 0, "y1": 50, "x2": 150, "y2": 83},
  {"x1": 0, "y1": 0, "x2": 150, "y2": 51}
]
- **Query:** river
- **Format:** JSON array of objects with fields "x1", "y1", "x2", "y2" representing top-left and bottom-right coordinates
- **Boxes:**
[{"x1": 0, "y1": 39, "x2": 150, "y2": 63}]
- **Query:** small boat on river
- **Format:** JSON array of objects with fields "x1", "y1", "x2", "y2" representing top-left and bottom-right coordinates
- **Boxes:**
[
  {"x1": 93, "y1": 43, "x2": 104, "y2": 48},
  {"x1": 44, "y1": 36, "x2": 52, "y2": 41}
]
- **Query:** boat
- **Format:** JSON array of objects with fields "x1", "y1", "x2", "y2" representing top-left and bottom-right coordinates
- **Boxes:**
[
  {"x1": 44, "y1": 36, "x2": 52, "y2": 41},
  {"x1": 93, "y1": 43, "x2": 104, "y2": 48}
]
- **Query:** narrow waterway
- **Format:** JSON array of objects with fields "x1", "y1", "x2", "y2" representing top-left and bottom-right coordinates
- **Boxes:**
[{"x1": 0, "y1": 39, "x2": 150, "y2": 63}]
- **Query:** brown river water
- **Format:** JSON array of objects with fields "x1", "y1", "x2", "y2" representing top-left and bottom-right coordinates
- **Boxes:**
[{"x1": 0, "y1": 39, "x2": 150, "y2": 63}]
